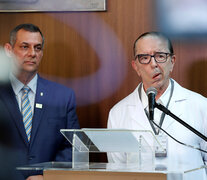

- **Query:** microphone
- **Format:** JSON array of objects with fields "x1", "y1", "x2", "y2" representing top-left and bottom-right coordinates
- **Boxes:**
[{"x1": 146, "y1": 87, "x2": 157, "y2": 120}]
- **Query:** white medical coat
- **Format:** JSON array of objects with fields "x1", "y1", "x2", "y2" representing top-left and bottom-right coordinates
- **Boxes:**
[{"x1": 107, "y1": 79, "x2": 207, "y2": 180}]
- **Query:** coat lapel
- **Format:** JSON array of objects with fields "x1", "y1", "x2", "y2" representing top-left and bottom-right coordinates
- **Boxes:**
[
  {"x1": 130, "y1": 80, "x2": 188, "y2": 133},
  {"x1": 162, "y1": 80, "x2": 188, "y2": 130},
  {"x1": 127, "y1": 86, "x2": 152, "y2": 131},
  {"x1": 125, "y1": 86, "x2": 157, "y2": 146},
  {"x1": 0, "y1": 83, "x2": 29, "y2": 146},
  {"x1": 30, "y1": 77, "x2": 47, "y2": 146}
]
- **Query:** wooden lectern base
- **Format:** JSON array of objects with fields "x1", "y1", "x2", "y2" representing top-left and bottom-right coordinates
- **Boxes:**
[{"x1": 44, "y1": 170, "x2": 167, "y2": 180}]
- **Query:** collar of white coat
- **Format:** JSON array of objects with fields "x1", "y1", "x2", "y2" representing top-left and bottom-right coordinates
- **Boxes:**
[
  {"x1": 126, "y1": 79, "x2": 188, "y2": 107},
  {"x1": 140, "y1": 80, "x2": 172, "y2": 110}
]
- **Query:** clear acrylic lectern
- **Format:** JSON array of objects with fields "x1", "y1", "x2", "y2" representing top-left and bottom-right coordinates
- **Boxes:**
[
  {"x1": 60, "y1": 129, "x2": 164, "y2": 169},
  {"x1": 16, "y1": 129, "x2": 207, "y2": 180}
]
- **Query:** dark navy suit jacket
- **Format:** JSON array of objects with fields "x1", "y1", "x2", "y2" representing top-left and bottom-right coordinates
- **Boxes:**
[{"x1": 0, "y1": 76, "x2": 80, "y2": 168}]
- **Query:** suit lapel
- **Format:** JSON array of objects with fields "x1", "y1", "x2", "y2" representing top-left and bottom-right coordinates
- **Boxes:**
[
  {"x1": 30, "y1": 77, "x2": 47, "y2": 146},
  {"x1": 0, "y1": 83, "x2": 29, "y2": 146}
]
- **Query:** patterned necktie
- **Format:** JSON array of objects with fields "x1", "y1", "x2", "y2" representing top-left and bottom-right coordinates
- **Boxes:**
[{"x1": 21, "y1": 86, "x2": 33, "y2": 142}]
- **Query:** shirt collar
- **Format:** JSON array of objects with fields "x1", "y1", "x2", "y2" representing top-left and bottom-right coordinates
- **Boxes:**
[
  {"x1": 10, "y1": 73, "x2": 38, "y2": 95},
  {"x1": 141, "y1": 80, "x2": 172, "y2": 109}
]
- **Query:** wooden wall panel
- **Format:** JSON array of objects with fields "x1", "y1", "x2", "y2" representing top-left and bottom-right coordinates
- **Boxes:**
[{"x1": 0, "y1": 0, "x2": 207, "y2": 162}]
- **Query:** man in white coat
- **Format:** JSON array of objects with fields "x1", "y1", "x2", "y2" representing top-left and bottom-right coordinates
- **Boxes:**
[{"x1": 107, "y1": 32, "x2": 207, "y2": 180}]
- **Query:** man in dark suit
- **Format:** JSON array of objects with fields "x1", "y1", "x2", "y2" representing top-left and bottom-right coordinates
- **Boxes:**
[{"x1": 1, "y1": 23, "x2": 80, "y2": 180}]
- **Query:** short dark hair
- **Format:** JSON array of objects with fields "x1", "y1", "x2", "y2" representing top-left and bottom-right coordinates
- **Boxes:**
[
  {"x1": 9, "y1": 23, "x2": 44, "y2": 47},
  {"x1": 133, "y1": 31, "x2": 174, "y2": 57}
]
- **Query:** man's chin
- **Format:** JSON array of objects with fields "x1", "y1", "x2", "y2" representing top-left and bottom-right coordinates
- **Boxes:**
[
  {"x1": 20, "y1": 68, "x2": 38, "y2": 75},
  {"x1": 152, "y1": 81, "x2": 163, "y2": 91},
  {"x1": 23, "y1": 65, "x2": 38, "y2": 72}
]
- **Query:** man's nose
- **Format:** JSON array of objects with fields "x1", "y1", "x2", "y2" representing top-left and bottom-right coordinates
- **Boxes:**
[
  {"x1": 150, "y1": 56, "x2": 158, "y2": 67},
  {"x1": 28, "y1": 47, "x2": 36, "y2": 57}
]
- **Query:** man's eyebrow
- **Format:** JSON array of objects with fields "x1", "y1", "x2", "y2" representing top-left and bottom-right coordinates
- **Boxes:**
[
  {"x1": 21, "y1": 42, "x2": 29, "y2": 45},
  {"x1": 20, "y1": 42, "x2": 42, "y2": 46},
  {"x1": 34, "y1": 44, "x2": 43, "y2": 49}
]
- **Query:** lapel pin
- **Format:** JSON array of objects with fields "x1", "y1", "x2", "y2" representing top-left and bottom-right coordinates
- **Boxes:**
[
  {"x1": 40, "y1": 92, "x2": 43, "y2": 96},
  {"x1": 36, "y1": 103, "x2": 43, "y2": 109}
]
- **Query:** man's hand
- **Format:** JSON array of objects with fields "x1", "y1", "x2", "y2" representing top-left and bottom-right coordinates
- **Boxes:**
[{"x1": 26, "y1": 175, "x2": 43, "y2": 180}]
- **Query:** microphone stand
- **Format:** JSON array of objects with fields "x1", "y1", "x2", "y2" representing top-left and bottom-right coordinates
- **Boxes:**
[{"x1": 154, "y1": 102, "x2": 207, "y2": 142}]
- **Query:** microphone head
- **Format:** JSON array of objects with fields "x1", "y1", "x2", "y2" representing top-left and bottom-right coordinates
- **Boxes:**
[{"x1": 146, "y1": 87, "x2": 157, "y2": 96}]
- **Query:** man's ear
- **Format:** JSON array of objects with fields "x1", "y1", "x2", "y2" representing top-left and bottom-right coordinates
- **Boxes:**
[
  {"x1": 131, "y1": 60, "x2": 141, "y2": 76},
  {"x1": 170, "y1": 54, "x2": 176, "y2": 73},
  {"x1": 4, "y1": 43, "x2": 13, "y2": 58}
]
